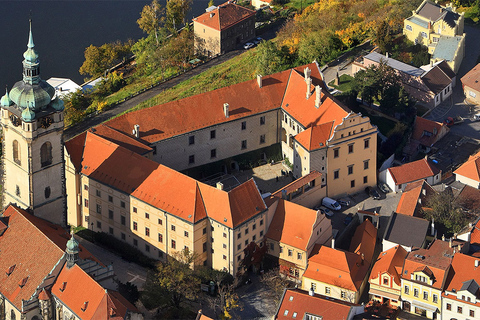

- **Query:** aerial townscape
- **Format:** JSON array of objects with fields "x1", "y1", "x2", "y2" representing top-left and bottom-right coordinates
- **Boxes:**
[{"x1": 2, "y1": 0, "x2": 480, "y2": 319}]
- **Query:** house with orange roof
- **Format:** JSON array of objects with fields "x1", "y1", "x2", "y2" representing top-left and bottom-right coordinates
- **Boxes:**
[
  {"x1": 193, "y1": 1, "x2": 256, "y2": 56},
  {"x1": 381, "y1": 158, "x2": 441, "y2": 192},
  {"x1": 369, "y1": 245, "x2": 408, "y2": 308},
  {"x1": 454, "y1": 150, "x2": 480, "y2": 188},
  {"x1": 442, "y1": 253, "x2": 480, "y2": 320},
  {"x1": 404, "y1": 117, "x2": 449, "y2": 158},
  {"x1": 265, "y1": 198, "x2": 332, "y2": 282},
  {"x1": 0, "y1": 204, "x2": 142, "y2": 320},
  {"x1": 461, "y1": 63, "x2": 480, "y2": 105},
  {"x1": 301, "y1": 220, "x2": 376, "y2": 303},
  {"x1": 395, "y1": 180, "x2": 435, "y2": 217},
  {"x1": 65, "y1": 130, "x2": 268, "y2": 276},
  {"x1": 274, "y1": 288, "x2": 365, "y2": 320},
  {"x1": 400, "y1": 239, "x2": 454, "y2": 319}
]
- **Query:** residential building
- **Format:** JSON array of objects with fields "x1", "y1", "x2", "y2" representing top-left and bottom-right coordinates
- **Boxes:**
[
  {"x1": 461, "y1": 63, "x2": 480, "y2": 104},
  {"x1": 265, "y1": 198, "x2": 332, "y2": 282},
  {"x1": 46, "y1": 77, "x2": 82, "y2": 98},
  {"x1": 352, "y1": 52, "x2": 455, "y2": 108},
  {"x1": 369, "y1": 245, "x2": 408, "y2": 308},
  {"x1": 404, "y1": 116, "x2": 449, "y2": 158},
  {"x1": 273, "y1": 288, "x2": 365, "y2": 320},
  {"x1": 193, "y1": 2, "x2": 256, "y2": 56},
  {"x1": 0, "y1": 204, "x2": 142, "y2": 320},
  {"x1": 403, "y1": 0, "x2": 465, "y2": 73},
  {"x1": 0, "y1": 25, "x2": 66, "y2": 226},
  {"x1": 302, "y1": 220, "x2": 376, "y2": 303},
  {"x1": 442, "y1": 253, "x2": 480, "y2": 320},
  {"x1": 252, "y1": 0, "x2": 272, "y2": 9},
  {"x1": 400, "y1": 239, "x2": 454, "y2": 319},
  {"x1": 65, "y1": 130, "x2": 268, "y2": 276},
  {"x1": 381, "y1": 158, "x2": 441, "y2": 192},
  {"x1": 395, "y1": 180, "x2": 435, "y2": 217},
  {"x1": 383, "y1": 212, "x2": 431, "y2": 252},
  {"x1": 455, "y1": 150, "x2": 480, "y2": 189}
]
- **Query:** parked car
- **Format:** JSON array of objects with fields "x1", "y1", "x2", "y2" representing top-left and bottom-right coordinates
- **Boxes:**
[
  {"x1": 338, "y1": 199, "x2": 351, "y2": 207},
  {"x1": 243, "y1": 42, "x2": 254, "y2": 49},
  {"x1": 365, "y1": 187, "x2": 380, "y2": 200},
  {"x1": 378, "y1": 182, "x2": 390, "y2": 194},
  {"x1": 472, "y1": 113, "x2": 480, "y2": 122},
  {"x1": 322, "y1": 197, "x2": 342, "y2": 211},
  {"x1": 443, "y1": 116, "x2": 464, "y2": 127},
  {"x1": 319, "y1": 206, "x2": 334, "y2": 217},
  {"x1": 344, "y1": 213, "x2": 354, "y2": 225},
  {"x1": 253, "y1": 37, "x2": 263, "y2": 44}
]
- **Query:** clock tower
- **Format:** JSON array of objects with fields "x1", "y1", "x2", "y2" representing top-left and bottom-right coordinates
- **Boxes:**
[{"x1": 0, "y1": 22, "x2": 66, "y2": 226}]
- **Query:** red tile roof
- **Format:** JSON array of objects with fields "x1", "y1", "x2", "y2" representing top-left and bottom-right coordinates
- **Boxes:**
[
  {"x1": 454, "y1": 150, "x2": 480, "y2": 182},
  {"x1": 470, "y1": 219, "x2": 480, "y2": 246},
  {"x1": 402, "y1": 240, "x2": 453, "y2": 290},
  {"x1": 349, "y1": 220, "x2": 377, "y2": 265},
  {"x1": 304, "y1": 245, "x2": 368, "y2": 292},
  {"x1": 193, "y1": 2, "x2": 256, "y2": 31},
  {"x1": 90, "y1": 124, "x2": 152, "y2": 155},
  {"x1": 294, "y1": 122, "x2": 334, "y2": 151},
  {"x1": 396, "y1": 181, "x2": 424, "y2": 217},
  {"x1": 52, "y1": 264, "x2": 138, "y2": 320},
  {"x1": 444, "y1": 253, "x2": 480, "y2": 297},
  {"x1": 266, "y1": 199, "x2": 321, "y2": 251},
  {"x1": 387, "y1": 158, "x2": 440, "y2": 185},
  {"x1": 411, "y1": 116, "x2": 448, "y2": 147},
  {"x1": 65, "y1": 131, "x2": 87, "y2": 172},
  {"x1": 461, "y1": 63, "x2": 480, "y2": 93},
  {"x1": 455, "y1": 184, "x2": 480, "y2": 212},
  {"x1": 370, "y1": 245, "x2": 408, "y2": 286},
  {"x1": 275, "y1": 288, "x2": 358, "y2": 320},
  {"x1": 270, "y1": 170, "x2": 322, "y2": 200}
]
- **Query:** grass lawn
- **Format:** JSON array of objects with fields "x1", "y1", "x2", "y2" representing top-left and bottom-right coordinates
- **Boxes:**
[{"x1": 328, "y1": 74, "x2": 354, "y2": 92}]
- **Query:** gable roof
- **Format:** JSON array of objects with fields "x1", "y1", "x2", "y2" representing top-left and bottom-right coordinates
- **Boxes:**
[
  {"x1": 384, "y1": 212, "x2": 430, "y2": 249},
  {"x1": 193, "y1": 2, "x2": 256, "y2": 31},
  {"x1": 294, "y1": 122, "x2": 334, "y2": 151},
  {"x1": 364, "y1": 52, "x2": 424, "y2": 77},
  {"x1": 470, "y1": 219, "x2": 480, "y2": 246},
  {"x1": 395, "y1": 180, "x2": 435, "y2": 217},
  {"x1": 461, "y1": 63, "x2": 480, "y2": 93},
  {"x1": 370, "y1": 245, "x2": 408, "y2": 286},
  {"x1": 416, "y1": 0, "x2": 460, "y2": 24},
  {"x1": 349, "y1": 220, "x2": 377, "y2": 265},
  {"x1": 275, "y1": 288, "x2": 358, "y2": 320},
  {"x1": 411, "y1": 116, "x2": 448, "y2": 147},
  {"x1": 387, "y1": 158, "x2": 440, "y2": 186},
  {"x1": 266, "y1": 199, "x2": 320, "y2": 251},
  {"x1": 90, "y1": 124, "x2": 152, "y2": 155},
  {"x1": 65, "y1": 131, "x2": 87, "y2": 172},
  {"x1": 454, "y1": 150, "x2": 480, "y2": 182},
  {"x1": 456, "y1": 185, "x2": 480, "y2": 213},
  {"x1": 421, "y1": 64, "x2": 453, "y2": 94},
  {"x1": 436, "y1": 60, "x2": 456, "y2": 78},
  {"x1": 52, "y1": 264, "x2": 138, "y2": 320}
]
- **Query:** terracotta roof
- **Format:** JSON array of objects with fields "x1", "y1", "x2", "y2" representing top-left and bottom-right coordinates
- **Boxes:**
[
  {"x1": 271, "y1": 170, "x2": 322, "y2": 199},
  {"x1": 370, "y1": 245, "x2": 408, "y2": 286},
  {"x1": 456, "y1": 185, "x2": 480, "y2": 213},
  {"x1": 52, "y1": 264, "x2": 138, "y2": 320},
  {"x1": 384, "y1": 212, "x2": 430, "y2": 249},
  {"x1": 65, "y1": 131, "x2": 87, "y2": 172},
  {"x1": 105, "y1": 64, "x2": 294, "y2": 144},
  {"x1": 349, "y1": 220, "x2": 377, "y2": 265},
  {"x1": 304, "y1": 245, "x2": 368, "y2": 292},
  {"x1": 454, "y1": 150, "x2": 480, "y2": 182},
  {"x1": 461, "y1": 63, "x2": 480, "y2": 93},
  {"x1": 402, "y1": 240, "x2": 453, "y2": 290},
  {"x1": 444, "y1": 253, "x2": 480, "y2": 297},
  {"x1": 282, "y1": 70, "x2": 349, "y2": 129},
  {"x1": 275, "y1": 288, "x2": 358, "y2": 320},
  {"x1": 470, "y1": 219, "x2": 480, "y2": 246},
  {"x1": 294, "y1": 122, "x2": 334, "y2": 151},
  {"x1": 396, "y1": 181, "x2": 423, "y2": 217},
  {"x1": 266, "y1": 199, "x2": 320, "y2": 251},
  {"x1": 421, "y1": 65, "x2": 453, "y2": 94},
  {"x1": 0, "y1": 205, "x2": 64, "y2": 310},
  {"x1": 411, "y1": 116, "x2": 448, "y2": 147},
  {"x1": 90, "y1": 124, "x2": 152, "y2": 155},
  {"x1": 193, "y1": 1, "x2": 256, "y2": 31},
  {"x1": 387, "y1": 158, "x2": 440, "y2": 185}
]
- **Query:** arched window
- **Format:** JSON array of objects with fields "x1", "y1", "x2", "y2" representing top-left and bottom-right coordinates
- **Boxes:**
[
  {"x1": 13, "y1": 140, "x2": 20, "y2": 165},
  {"x1": 11, "y1": 310, "x2": 16, "y2": 320},
  {"x1": 44, "y1": 187, "x2": 51, "y2": 199},
  {"x1": 40, "y1": 142, "x2": 52, "y2": 167}
]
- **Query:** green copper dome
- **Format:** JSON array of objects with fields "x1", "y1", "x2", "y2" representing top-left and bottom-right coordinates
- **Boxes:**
[
  {"x1": 66, "y1": 233, "x2": 79, "y2": 253},
  {"x1": 0, "y1": 88, "x2": 13, "y2": 107},
  {"x1": 21, "y1": 104, "x2": 35, "y2": 122},
  {"x1": 23, "y1": 27, "x2": 39, "y2": 63},
  {"x1": 9, "y1": 80, "x2": 55, "y2": 110},
  {"x1": 51, "y1": 97, "x2": 65, "y2": 111}
]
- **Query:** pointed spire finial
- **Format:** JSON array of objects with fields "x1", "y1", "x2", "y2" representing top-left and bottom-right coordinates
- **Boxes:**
[{"x1": 28, "y1": 19, "x2": 34, "y2": 49}]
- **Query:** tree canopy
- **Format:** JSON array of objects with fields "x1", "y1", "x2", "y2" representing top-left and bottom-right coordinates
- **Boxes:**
[
  {"x1": 137, "y1": 0, "x2": 165, "y2": 45},
  {"x1": 166, "y1": 0, "x2": 193, "y2": 33},
  {"x1": 79, "y1": 41, "x2": 133, "y2": 79},
  {"x1": 424, "y1": 190, "x2": 467, "y2": 235}
]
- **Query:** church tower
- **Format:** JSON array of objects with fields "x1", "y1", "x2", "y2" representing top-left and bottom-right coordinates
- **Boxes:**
[{"x1": 0, "y1": 22, "x2": 66, "y2": 226}]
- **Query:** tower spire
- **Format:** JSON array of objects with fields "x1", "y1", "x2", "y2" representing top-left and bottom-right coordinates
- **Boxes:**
[{"x1": 28, "y1": 19, "x2": 34, "y2": 49}]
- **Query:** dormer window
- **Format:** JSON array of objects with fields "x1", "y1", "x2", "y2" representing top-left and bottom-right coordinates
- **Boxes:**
[
  {"x1": 18, "y1": 277, "x2": 28, "y2": 288},
  {"x1": 81, "y1": 301, "x2": 88, "y2": 312},
  {"x1": 6, "y1": 264, "x2": 15, "y2": 276},
  {"x1": 59, "y1": 281, "x2": 67, "y2": 292}
]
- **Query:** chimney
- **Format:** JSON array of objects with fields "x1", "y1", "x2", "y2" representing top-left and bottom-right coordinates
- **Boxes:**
[
  {"x1": 210, "y1": 12, "x2": 214, "y2": 18},
  {"x1": 361, "y1": 253, "x2": 365, "y2": 265},
  {"x1": 223, "y1": 103, "x2": 229, "y2": 118},
  {"x1": 306, "y1": 77, "x2": 312, "y2": 99},
  {"x1": 449, "y1": 237, "x2": 452, "y2": 248},
  {"x1": 476, "y1": 260, "x2": 480, "y2": 268},
  {"x1": 386, "y1": 52, "x2": 389, "y2": 59},
  {"x1": 430, "y1": 60, "x2": 433, "y2": 67},
  {"x1": 315, "y1": 85, "x2": 322, "y2": 108},
  {"x1": 331, "y1": 238, "x2": 335, "y2": 249},
  {"x1": 431, "y1": 218, "x2": 435, "y2": 236},
  {"x1": 304, "y1": 67, "x2": 311, "y2": 80},
  {"x1": 216, "y1": 182, "x2": 224, "y2": 190},
  {"x1": 133, "y1": 124, "x2": 140, "y2": 138},
  {"x1": 257, "y1": 74, "x2": 263, "y2": 88},
  {"x1": 309, "y1": 286, "x2": 315, "y2": 296},
  {"x1": 442, "y1": 234, "x2": 445, "y2": 241}
]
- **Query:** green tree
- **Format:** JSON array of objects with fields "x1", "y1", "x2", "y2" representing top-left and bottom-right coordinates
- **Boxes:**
[
  {"x1": 166, "y1": 0, "x2": 192, "y2": 33},
  {"x1": 63, "y1": 89, "x2": 92, "y2": 126},
  {"x1": 255, "y1": 41, "x2": 292, "y2": 76},
  {"x1": 79, "y1": 41, "x2": 132, "y2": 79},
  {"x1": 424, "y1": 190, "x2": 467, "y2": 235},
  {"x1": 137, "y1": 0, "x2": 165, "y2": 45},
  {"x1": 208, "y1": 0, "x2": 215, "y2": 7},
  {"x1": 141, "y1": 248, "x2": 200, "y2": 310},
  {"x1": 375, "y1": 20, "x2": 393, "y2": 53},
  {"x1": 297, "y1": 31, "x2": 343, "y2": 65}
]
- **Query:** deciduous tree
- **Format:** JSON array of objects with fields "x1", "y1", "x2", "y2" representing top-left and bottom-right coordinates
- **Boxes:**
[
  {"x1": 424, "y1": 189, "x2": 467, "y2": 235},
  {"x1": 166, "y1": 0, "x2": 192, "y2": 33},
  {"x1": 137, "y1": 0, "x2": 165, "y2": 45},
  {"x1": 261, "y1": 268, "x2": 295, "y2": 305}
]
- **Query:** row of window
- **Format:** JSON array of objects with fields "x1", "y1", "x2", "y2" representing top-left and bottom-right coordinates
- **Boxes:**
[
  {"x1": 445, "y1": 303, "x2": 475, "y2": 316},
  {"x1": 404, "y1": 286, "x2": 438, "y2": 302},
  {"x1": 87, "y1": 187, "x2": 127, "y2": 208},
  {"x1": 333, "y1": 139, "x2": 369, "y2": 158},
  {"x1": 12, "y1": 140, "x2": 52, "y2": 167}
]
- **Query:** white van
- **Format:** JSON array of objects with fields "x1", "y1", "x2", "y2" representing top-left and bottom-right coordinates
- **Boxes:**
[{"x1": 322, "y1": 197, "x2": 342, "y2": 211}]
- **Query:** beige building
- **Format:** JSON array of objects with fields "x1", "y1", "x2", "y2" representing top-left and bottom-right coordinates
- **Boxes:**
[
  {"x1": 461, "y1": 63, "x2": 480, "y2": 105},
  {"x1": 193, "y1": 2, "x2": 256, "y2": 56}
]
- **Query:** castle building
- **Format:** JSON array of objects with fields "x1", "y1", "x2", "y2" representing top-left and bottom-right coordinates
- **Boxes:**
[{"x1": 0, "y1": 23, "x2": 66, "y2": 226}]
